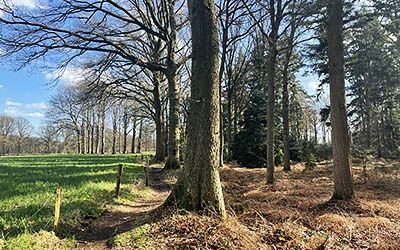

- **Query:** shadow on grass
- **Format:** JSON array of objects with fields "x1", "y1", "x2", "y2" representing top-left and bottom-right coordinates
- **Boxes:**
[{"x1": 0, "y1": 154, "x2": 152, "y2": 239}]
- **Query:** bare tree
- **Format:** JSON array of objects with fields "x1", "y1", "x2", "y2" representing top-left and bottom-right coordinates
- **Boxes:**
[
  {"x1": 14, "y1": 117, "x2": 33, "y2": 155},
  {"x1": 0, "y1": 0, "x2": 188, "y2": 163},
  {"x1": 39, "y1": 124, "x2": 59, "y2": 154},
  {"x1": 0, "y1": 115, "x2": 16, "y2": 155}
]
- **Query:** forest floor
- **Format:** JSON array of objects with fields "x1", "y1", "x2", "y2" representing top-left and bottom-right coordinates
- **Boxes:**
[{"x1": 77, "y1": 159, "x2": 400, "y2": 250}]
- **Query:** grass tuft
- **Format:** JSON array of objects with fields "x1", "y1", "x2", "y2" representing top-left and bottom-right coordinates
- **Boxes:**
[{"x1": 111, "y1": 224, "x2": 151, "y2": 250}]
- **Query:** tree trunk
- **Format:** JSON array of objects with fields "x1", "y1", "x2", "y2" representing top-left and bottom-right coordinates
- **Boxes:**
[
  {"x1": 266, "y1": 40, "x2": 278, "y2": 184},
  {"x1": 164, "y1": 0, "x2": 181, "y2": 169},
  {"x1": 266, "y1": 0, "x2": 282, "y2": 184},
  {"x1": 165, "y1": 100, "x2": 169, "y2": 157},
  {"x1": 131, "y1": 117, "x2": 137, "y2": 154},
  {"x1": 165, "y1": 0, "x2": 226, "y2": 217},
  {"x1": 282, "y1": 17, "x2": 296, "y2": 172},
  {"x1": 314, "y1": 119, "x2": 318, "y2": 144},
  {"x1": 322, "y1": 123, "x2": 327, "y2": 144},
  {"x1": 153, "y1": 76, "x2": 166, "y2": 162},
  {"x1": 76, "y1": 129, "x2": 81, "y2": 154},
  {"x1": 123, "y1": 108, "x2": 129, "y2": 154},
  {"x1": 95, "y1": 122, "x2": 100, "y2": 154},
  {"x1": 17, "y1": 140, "x2": 21, "y2": 155},
  {"x1": 91, "y1": 111, "x2": 95, "y2": 154},
  {"x1": 218, "y1": 4, "x2": 229, "y2": 168},
  {"x1": 112, "y1": 109, "x2": 117, "y2": 154},
  {"x1": 327, "y1": 0, "x2": 354, "y2": 200},
  {"x1": 100, "y1": 107, "x2": 105, "y2": 154},
  {"x1": 136, "y1": 120, "x2": 143, "y2": 153},
  {"x1": 81, "y1": 121, "x2": 85, "y2": 154},
  {"x1": 226, "y1": 86, "x2": 233, "y2": 161},
  {"x1": 118, "y1": 114, "x2": 122, "y2": 154},
  {"x1": 86, "y1": 110, "x2": 91, "y2": 154}
]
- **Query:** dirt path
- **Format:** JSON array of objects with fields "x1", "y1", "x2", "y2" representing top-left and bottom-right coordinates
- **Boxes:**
[{"x1": 76, "y1": 166, "x2": 172, "y2": 250}]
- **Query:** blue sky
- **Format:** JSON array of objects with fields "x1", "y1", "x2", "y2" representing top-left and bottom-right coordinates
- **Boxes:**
[{"x1": 0, "y1": 67, "x2": 55, "y2": 129}]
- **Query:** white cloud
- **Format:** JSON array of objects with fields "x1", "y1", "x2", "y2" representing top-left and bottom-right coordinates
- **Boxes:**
[
  {"x1": 308, "y1": 81, "x2": 320, "y2": 90},
  {"x1": 26, "y1": 112, "x2": 45, "y2": 118},
  {"x1": 5, "y1": 100, "x2": 23, "y2": 106},
  {"x1": 0, "y1": 84, "x2": 3, "y2": 89},
  {"x1": 25, "y1": 102, "x2": 48, "y2": 109},
  {"x1": 12, "y1": 0, "x2": 37, "y2": 8},
  {"x1": 2, "y1": 0, "x2": 39, "y2": 9},
  {"x1": 4, "y1": 106, "x2": 20, "y2": 116},
  {"x1": 3, "y1": 100, "x2": 48, "y2": 118},
  {"x1": 45, "y1": 66, "x2": 88, "y2": 87},
  {"x1": 0, "y1": 0, "x2": 40, "y2": 18}
]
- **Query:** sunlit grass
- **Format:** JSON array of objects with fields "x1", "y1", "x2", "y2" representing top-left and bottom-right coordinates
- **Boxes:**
[{"x1": 0, "y1": 154, "x2": 152, "y2": 240}]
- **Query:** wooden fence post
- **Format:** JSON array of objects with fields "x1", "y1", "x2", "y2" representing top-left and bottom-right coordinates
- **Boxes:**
[
  {"x1": 53, "y1": 186, "x2": 61, "y2": 231},
  {"x1": 115, "y1": 164, "x2": 123, "y2": 197}
]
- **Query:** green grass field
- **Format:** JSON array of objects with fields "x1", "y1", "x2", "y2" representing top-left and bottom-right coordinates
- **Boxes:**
[{"x1": 0, "y1": 154, "x2": 152, "y2": 241}]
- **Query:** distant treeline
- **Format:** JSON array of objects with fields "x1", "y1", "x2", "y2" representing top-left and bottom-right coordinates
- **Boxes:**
[{"x1": 0, "y1": 114, "x2": 155, "y2": 155}]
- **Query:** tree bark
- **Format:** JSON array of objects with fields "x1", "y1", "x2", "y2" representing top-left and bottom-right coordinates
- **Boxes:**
[
  {"x1": 226, "y1": 84, "x2": 233, "y2": 161},
  {"x1": 266, "y1": 44, "x2": 278, "y2": 184},
  {"x1": 153, "y1": 72, "x2": 166, "y2": 162},
  {"x1": 112, "y1": 108, "x2": 118, "y2": 154},
  {"x1": 164, "y1": 0, "x2": 181, "y2": 169},
  {"x1": 327, "y1": 0, "x2": 355, "y2": 200},
  {"x1": 76, "y1": 129, "x2": 81, "y2": 154},
  {"x1": 218, "y1": 0, "x2": 230, "y2": 168},
  {"x1": 86, "y1": 110, "x2": 91, "y2": 154},
  {"x1": 81, "y1": 121, "x2": 85, "y2": 154},
  {"x1": 266, "y1": 0, "x2": 282, "y2": 184},
  {"x1": 91, "y1": 111, "x2": 95, "y2": 154},
  {"x1": 136, "y1": 119, "x2": 143, "y2": 153},
  {"x1": 95, "y1": 122, "x2": 100, "y2": 154},
  {"x1": 131, "y1": 117, "x2": 137, "y2": 154},
  {"x1": 100, "y1": 105, "x2": 105, "y2": 154},
  {"x1": 165, "y1": 0, "x2": 226, "y2": 217},
  {"x1": 282, "y1": 15, "x2": 296, "y2": 172},
  {"x1": 122, "y1": 107, "x2": 129, "y2": 154}
]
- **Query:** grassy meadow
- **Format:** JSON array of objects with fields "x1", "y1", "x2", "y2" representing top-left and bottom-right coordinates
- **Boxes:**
[{"x1": 0, "y1": 154, "x2": 152, "y2": 242}]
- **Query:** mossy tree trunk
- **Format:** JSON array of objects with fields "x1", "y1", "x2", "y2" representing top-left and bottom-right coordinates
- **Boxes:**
[
  {"x1": 165, "y1": 0, "x2": 226, "y2": 218},
  {"x1": 327, "y1": 0, "x2": 355, "y2": 200}
]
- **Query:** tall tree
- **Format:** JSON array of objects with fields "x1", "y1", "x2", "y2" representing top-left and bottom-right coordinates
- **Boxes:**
[
  {"x1": 265, "y1": 0, "x2": 284, "y2": 184},
  {"x1": 166, "y1": 0, "x2": 226, "y2": 217},
  {"x1": 137, "y1": 119, "x2": 143, "y2": 153},
  {"x1": 327, "y1": 0, "x2": 354, "y2": 200},
  {"x1": 164, "y1": 0, "x2": 181, "y2": 169}
]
